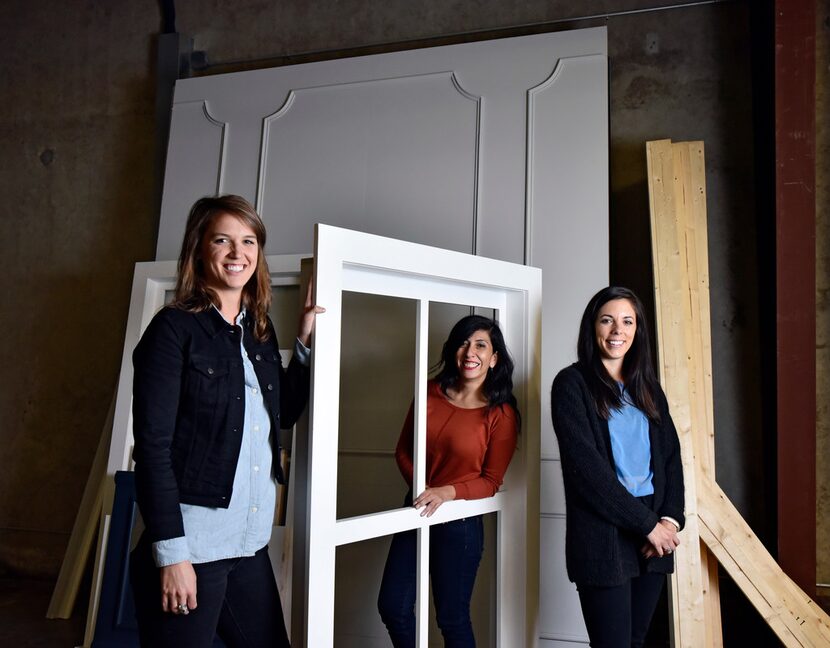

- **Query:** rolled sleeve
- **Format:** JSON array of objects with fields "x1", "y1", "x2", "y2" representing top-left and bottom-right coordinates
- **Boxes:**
[
  {"x1": 152, "y1": 536, "x2": 190, "y2": 567},
  {"x1": 293, "y1": 338, "x2": 311, "y2": 367}
]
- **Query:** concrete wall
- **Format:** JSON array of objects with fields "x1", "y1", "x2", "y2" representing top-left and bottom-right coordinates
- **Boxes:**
[
  {"x1": 0, "y1": 1, "x2": 158, "y2": 577},
  {"x1": 1, "y1": 0, "x2": 825, "y2": 624}
]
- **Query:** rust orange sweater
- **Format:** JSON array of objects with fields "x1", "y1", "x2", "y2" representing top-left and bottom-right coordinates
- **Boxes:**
[{"x1": 395, "y1": 381, "x2": 519, "y2": 500}]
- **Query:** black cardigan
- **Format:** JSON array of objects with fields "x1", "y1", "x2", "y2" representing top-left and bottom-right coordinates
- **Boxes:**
[{"x1": 550, "y1": 363, "x2": 685, "y2": 587}]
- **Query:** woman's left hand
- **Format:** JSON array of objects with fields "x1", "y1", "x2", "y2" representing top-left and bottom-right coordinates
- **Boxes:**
[
  {"x1": 297, "y1": 279, "x2": 325, "y2": 347},
  {"x1": 641, "y1": 519, "x2": 681, "y2": 558},
  {"x1": 413, "y1": 486, "x2": 456, "y2": 517}
]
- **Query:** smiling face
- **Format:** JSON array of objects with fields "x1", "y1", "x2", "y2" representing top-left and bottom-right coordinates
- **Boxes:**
[
  {"x1": 455, "y1": 329, "x2": 498, "y2": 385},
  {"x1": 594, "y1": 298, "x2": 637, "y2": 377},
  {"x1": 199, "y1": 212, "x2": 259, "y2": 304}
]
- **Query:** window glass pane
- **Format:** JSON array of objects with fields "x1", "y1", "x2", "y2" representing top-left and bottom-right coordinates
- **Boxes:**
[
  {"x1": 334, "y1": 535, "x2": 394, "y2": 647},
  {"x1": 337, "y1": 292, "x2": 416, "y2": 519}
]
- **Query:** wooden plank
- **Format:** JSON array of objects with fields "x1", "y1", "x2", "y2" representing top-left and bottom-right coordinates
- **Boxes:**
[
  {"x1": 672, "y1": 142, "x2": 715, "y2": 478},
  {"x1": 47, "y1": 394, "x2": 116, "y2": 619},
  {"x1": 685, "y1": 142, "x2": 716, "y2": 472},
  {"x1": 647, "y1": 139, "x2": 710, "y2": 648},
  {"x1": 671, "y1": 141, "x2": 722, "y2": 645},
  {"x1": 698, "y1": 476, "x2": 830, "y2": 647},
  {"x1": 684, "y1": 142, "x2": 723, "y2": 645}
]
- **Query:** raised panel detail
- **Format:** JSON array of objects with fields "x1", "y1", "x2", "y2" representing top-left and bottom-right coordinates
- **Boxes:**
[
  {"x1": 541, "y1": 458, "x2": 567, "y2": 515},
  {"x1": 257, "y1": 73, "x2": 479, "y2": 255},
  {"x1": 527, "y1": 54, "x2": 609, "y2": 459},
  {"x1": 157, "y1": 101, "x2": 225, "y2": 256},
  {"x1": 539, "y1": 517, "x2": 588, "y2": 643}
]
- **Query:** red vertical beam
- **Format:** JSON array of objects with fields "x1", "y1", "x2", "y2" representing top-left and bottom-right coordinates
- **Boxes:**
[{"x1": 775, "y1": 0, "x2": 816, "y2": 597}]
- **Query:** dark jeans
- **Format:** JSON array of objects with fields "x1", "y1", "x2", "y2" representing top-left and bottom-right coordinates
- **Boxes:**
[
  {"x1": 377, "y1": 515, "x2": 484, "y2": 648},
  {"x1": 130, "y1": 537, "x2": 289, "y2": 648},
  {"x1": 576, "y1": 571, "x2": 666, "y2": 648}
]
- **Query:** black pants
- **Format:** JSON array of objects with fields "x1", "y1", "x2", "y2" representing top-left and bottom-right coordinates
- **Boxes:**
[
  {"x1": 576, "y1": 571, "x2": 665, "y2": 648},
  {"x1": 130, "y1": 539, "x2": 289, "y2": 648}
]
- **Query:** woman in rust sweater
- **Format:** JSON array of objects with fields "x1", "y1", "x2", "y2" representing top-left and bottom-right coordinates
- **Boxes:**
[{"x1": 377, "y1": 314, "x2": 520, "y2": 648}]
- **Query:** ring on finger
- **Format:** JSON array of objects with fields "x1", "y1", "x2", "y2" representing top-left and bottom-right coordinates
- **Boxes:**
[{"x1": 177, "y1": 603, "x2": 189, "y2": 614}]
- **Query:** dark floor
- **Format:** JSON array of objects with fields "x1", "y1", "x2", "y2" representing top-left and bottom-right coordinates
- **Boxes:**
[
  {"x1": 0, "y1": 575, "x2": 827, "y2": 647},
  {"x1": 0, "y1": 578, "x2": 86, "y2": 647}
]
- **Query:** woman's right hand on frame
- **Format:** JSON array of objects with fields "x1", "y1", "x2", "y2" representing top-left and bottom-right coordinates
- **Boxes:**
[
  {"x1": 413, "y1": 485, "x2": 456, "y2": 517},
  {"x1": 642, "y1": 519, "x2": 681, "y2": 559},
  {"x1": 160, "y1": 560, "x2": 198, "y2": 615}
]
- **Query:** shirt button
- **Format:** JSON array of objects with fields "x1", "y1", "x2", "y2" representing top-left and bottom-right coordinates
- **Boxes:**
[
  {"x1": 251, "y1": 388, "x2": 258, "y2": 394},
  {"x1": 267, "y1": 384, "x2": 273, "y2": 391},
  {"x1": 255, "y1": 354, "x2": 262, "y2": 361},
  {"x1": 253, "y1": 425, "x2": 260, "y2": 432},
  {"x1": 253, "y1": 465, "x2": 260, "y2": 472},
  {"x1": 251, "y1": 506, "x2": 258, "y2": 513}
]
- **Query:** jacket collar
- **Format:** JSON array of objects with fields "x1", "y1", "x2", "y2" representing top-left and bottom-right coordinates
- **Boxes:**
[{"x1": 194, "y1": 306, "x2": 248, "y2": 338}]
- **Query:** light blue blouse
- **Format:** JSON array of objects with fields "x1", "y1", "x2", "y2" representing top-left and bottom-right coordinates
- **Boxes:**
[{"x1": 608, "y1": 387, "x2": 654, "y2": 497}]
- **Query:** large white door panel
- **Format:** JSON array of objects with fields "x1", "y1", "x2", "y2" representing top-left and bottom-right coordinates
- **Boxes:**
[{"x1": 158, "y1": 27, "x2": 607, "y2": 267}]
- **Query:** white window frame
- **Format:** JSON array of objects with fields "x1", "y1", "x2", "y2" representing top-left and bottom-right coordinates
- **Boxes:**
[{"x1": 305, "y1": 224, "x2": 541, "y2": 647}]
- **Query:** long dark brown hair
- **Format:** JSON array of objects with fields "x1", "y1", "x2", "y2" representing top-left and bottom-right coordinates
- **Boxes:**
[
  {"x1": 170, "y1": 195, "x2": 272, "y2": 341},
  {"x1": 577, "y1": 286, "x2": 661, "y2": 421}
]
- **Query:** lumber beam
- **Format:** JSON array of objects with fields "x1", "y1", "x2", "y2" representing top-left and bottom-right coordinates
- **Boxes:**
[
  {"x1": 698, "y1": 476, "x2": 830, "y2": 647},
  {"x1": 648, "y1": 139, "x2": 719, "y2": 646}
]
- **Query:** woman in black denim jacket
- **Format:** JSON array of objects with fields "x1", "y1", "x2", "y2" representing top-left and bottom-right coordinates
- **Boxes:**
[{"x1": 130, "y1": 195, "x2": 323, "y2": 647}]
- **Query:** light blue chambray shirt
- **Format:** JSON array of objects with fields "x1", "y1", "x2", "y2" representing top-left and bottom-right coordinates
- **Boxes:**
[
  {"x1": 608, "y1": 386, "x2": 654, "y2": 498},
  {"x1": 153, "y1": 309, "x2": 309, "y2": 567}
]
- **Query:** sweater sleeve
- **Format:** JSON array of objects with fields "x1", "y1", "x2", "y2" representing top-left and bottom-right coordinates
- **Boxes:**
[
  {"x1": 452, "y1": 405, "x2": 518, "y2": 500},
  {"x1": 394, "y1": 400, "x2": 415, "y2": 488},
  {"x1": 656, "y1": 390, "x2": 686, "y2": 529},
  {"x1": 551, "y1": 367, "x2": 659, "y2": 538}
]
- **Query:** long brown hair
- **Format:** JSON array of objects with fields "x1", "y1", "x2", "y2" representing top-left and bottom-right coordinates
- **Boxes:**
[{"x1": 171, "y1": 195, "x2": 272, "y2": 341}]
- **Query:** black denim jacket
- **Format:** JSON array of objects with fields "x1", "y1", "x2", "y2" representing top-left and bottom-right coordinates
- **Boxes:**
[{"x1": 132, "y1": 306, "x2": 309, "y2": 543}]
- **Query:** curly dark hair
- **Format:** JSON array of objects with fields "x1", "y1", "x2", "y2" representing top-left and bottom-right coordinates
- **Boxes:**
[{"x1": 432, "y1": 314, "x2": 520, "y2": 428}]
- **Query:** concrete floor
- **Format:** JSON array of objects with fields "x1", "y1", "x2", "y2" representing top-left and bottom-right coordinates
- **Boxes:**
[{"x1": 0, "y1": 578, "x2": 85, "y2": 648}]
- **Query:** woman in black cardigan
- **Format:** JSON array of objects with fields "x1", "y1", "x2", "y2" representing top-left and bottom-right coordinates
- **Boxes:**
[{"x1": 551, "y1": 286, "x2": 685, "y2": 648}]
